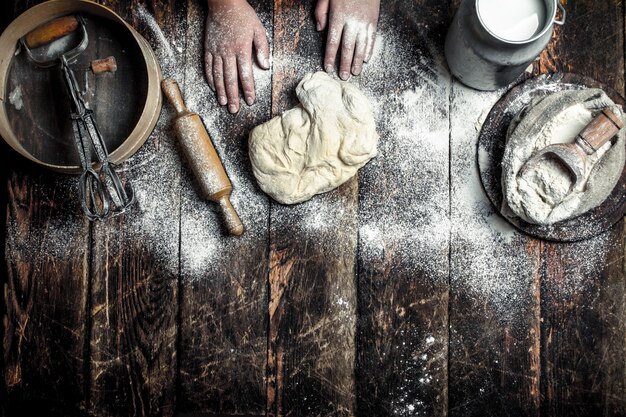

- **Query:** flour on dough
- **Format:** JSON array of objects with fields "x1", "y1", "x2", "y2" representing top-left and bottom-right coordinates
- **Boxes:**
[
  {"x1": 249, "y1": 72, "x2": 379, "y2": 205},
  {"x1": 502, "y1": 89, "x2": 626, "y2": 225}
]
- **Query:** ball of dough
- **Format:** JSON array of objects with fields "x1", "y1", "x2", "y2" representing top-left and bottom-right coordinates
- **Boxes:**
[{"x1": 249, "y1": 71, "x2": 379, "y2": 205}]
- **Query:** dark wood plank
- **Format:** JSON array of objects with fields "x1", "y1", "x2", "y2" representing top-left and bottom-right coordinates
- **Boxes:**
[
  {"x1": 536, "y1": 2, "x2": 626, "y2": 415},
  {"x1": 176, "y1": 0, "x2": 271, "y2": 414},
  {"x1": 267, "y1": 1, "x2": 359, "y2": 415},
  {"x1": 355, "y1": 1, "x2": 451, "y2": 415},
  {"x1": 87, "y1": 1, "x2": 185, "y2": 416},
  {"x1": 448, "y1": 85, "x2": 542, "y2": 417},
  {"x1": 3, "y1": 172, "x2": 90, "y2": 417},
  {"x1": 447, "y1": 0, "x2": 542, "y2": 410},
  {"x1": 2, "y1": 1, "x2": 91, "y2": 415},
  {"x1": 0, "y1": 148, "x2": 5, "y2": 417}
]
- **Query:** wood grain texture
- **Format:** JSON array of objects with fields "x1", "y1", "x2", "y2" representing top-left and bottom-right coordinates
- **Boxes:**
[
  {"x1": 87, "y1": 1, "x2": 185, "y2": 416},
  {"x1": 3, "y1": 169, "x2": 90, "y2": 416},
  {"x1": 355, "y1": 1, "x2": 451, "y2": 415},
  {"x1": 267, "y1": 1, "x2": 358, "y2": 416},
  {"x1": 0, "y1": 145, "x2": 5, "y2": 417},
  {"x1": 448, "y1": 84, "x2": 542, "y2": 417},
  {"x1": 2, "y1": 1, "x2": 90, "y2": 416},
  {"x1": 176, "y1": 0, "x2": 271, "y2": 414},
  {"x1": 537, "y1": 2, "x2": 626, "y2": 415}
]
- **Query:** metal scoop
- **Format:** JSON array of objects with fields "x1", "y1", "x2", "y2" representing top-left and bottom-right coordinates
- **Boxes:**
[
  {"x1": 519, "y1": 108, "x2": 624, "y2": 195},
  {"x1": 20, "y1": 15, "x2": 133, "y2": 220}
]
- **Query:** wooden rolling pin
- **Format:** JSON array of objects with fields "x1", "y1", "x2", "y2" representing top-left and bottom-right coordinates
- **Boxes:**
[{"x1": 162, "y1": 79, "x2": 244, "y2": 236}]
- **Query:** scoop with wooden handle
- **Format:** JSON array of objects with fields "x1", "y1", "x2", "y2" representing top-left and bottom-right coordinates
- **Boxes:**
[
  {"x1": 519, "y1": 108, "x2": 624, "y2": 195},
  {"x1": 162, "y1": 79, "x2": 244, "y2": 236}
]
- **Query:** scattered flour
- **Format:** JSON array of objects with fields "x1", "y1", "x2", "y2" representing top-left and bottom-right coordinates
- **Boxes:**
[
  {"x1": 2, "y1": 5, "x2": 615, "y2": 322},
  {"x1": 174, "y1": 0, "x2": 273, "y2": 278},
  {"x1": 8, "y1": 85, "x2": 22, "y2": 110},
  {"x1": 134, "y1": 4, "x2": 175, "y2": 71}
]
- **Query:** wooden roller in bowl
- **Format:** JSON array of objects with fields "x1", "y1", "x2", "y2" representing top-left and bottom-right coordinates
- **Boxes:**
[
  {"x1": 23, "y1": 15, "x2": 79, "y2": 49},
  {"x1": 91, "y1": 56, "x2": 117, "y2": 74}
]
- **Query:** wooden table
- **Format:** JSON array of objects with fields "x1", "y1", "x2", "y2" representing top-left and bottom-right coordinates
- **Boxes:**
[{"x1": 2, "y1": 0, "x2": 625, "y2": 416}]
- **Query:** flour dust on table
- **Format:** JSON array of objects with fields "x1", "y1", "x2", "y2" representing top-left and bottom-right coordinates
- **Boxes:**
[
  {"x1": 121, "y1": 3, "x2": 274, "y2": 278},
  {"x1": 356, "y1": 24, "x2": 452, "y2": 267},
  {"x1": 118, "y1": 5, "x2": 615, "y2": 304},
  {"x1": 356, "y1": 23, "x2": 530, "y2": 313}
]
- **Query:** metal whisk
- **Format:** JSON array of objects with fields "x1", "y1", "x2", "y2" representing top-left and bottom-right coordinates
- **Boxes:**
[{"x1": 21, "y1": 15, "x2": 133, "y2": 220}]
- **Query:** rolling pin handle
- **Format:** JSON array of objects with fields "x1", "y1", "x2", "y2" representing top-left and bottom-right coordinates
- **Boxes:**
[
  {"x1": 161, "y1": 79, "x2": 188, "y2": 115},
  {"x1": 218, "y1": 195, "x2": 244, "y2": 236}
]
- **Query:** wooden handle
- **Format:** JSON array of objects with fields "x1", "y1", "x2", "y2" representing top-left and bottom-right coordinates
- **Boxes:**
[
  {"x1": 24, "y1": 15, "x2": 79, "y2": 49},
  {"x1": 91, "y1": 56, "x2": 117, "y2": 74},
  {"x1": 161, "y1": 79, "x2": 188, "y2": 114},
  {"x1": 219, "y1": 195, "x2": 244, "y2": 236},
  {"x1": 577, "y1": 109, "x2": 624, "y2": 154}
]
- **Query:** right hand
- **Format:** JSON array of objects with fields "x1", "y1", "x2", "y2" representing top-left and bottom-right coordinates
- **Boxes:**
[
  {"x1": 205, "y1": 0, "x2": 270, "y2": 113},
  {"x1": 315, "y1": 0, "x2": 380, "y2": 80}
]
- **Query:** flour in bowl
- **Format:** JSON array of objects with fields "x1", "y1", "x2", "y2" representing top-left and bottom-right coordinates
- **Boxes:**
[{"x1": 502, "y1": 89, "x2": 626, "y2": 225}]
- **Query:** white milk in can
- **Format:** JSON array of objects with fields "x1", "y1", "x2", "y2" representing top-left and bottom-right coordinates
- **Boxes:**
[
  {"x1": 478, "y1": 0, "x2": 547, "y2": 42},
  {"x1": 445, "y1": 0, "x2": 566, "y2": 91}
]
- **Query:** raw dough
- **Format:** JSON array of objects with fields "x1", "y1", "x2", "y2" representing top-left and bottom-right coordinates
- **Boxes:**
[
  {"x1": 249, "y1": 72, "x2": 379, "y2": 205},
  {"x1": 502, "y1": 89, "x2": 626, "y2": 225}
]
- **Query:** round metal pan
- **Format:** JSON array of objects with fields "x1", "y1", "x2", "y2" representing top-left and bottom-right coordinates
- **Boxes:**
[{"x1": 0, "y1": 0, "x2": 162, "y2": 173}]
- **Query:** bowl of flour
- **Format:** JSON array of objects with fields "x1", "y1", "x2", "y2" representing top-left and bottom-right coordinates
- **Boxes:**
[
  {"x1": 501, "y1": 88, "x2": 626, "y2": 225},
  {"x1": 478, "y1": 73, "x2": 626, "y2": 242}
]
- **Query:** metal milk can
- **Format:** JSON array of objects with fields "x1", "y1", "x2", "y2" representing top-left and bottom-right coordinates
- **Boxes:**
[{"x1": 445, "y1": 0, "x2": 566, "y2": 91}]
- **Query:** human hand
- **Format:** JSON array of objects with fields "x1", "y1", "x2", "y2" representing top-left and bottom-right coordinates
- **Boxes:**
[
  {"x1": 205, "y1": 0, "x2": 270, "y2": 113},
  {"x1": 315, "y1": 0, "x2": 380, "y2": 80}
]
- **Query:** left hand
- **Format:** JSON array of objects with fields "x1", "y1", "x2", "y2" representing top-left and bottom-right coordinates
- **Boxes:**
[{"x1": 315, "y1": 0, "x2": 380, "y2": 80}]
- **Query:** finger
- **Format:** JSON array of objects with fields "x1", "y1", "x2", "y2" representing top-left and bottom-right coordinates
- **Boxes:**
[
  {"x1": 238, "y1": 54, "x2": 255, "y2": 106},
  {"x1": 253, "y1": 27, "x2": 270, "y2": 69},
  {"x1": 204, "y1": 52, "x2": 215, "y2": 91},
  {"x1": 223, "y1": 55, "x2": 240, "y2": 113},
  {"x1": 212, "y1": 56, "x2": 227, "y2": 106},
  {"x1": 364, "y1": 24, "x2": 377, "y2": 63},
  {"x1": 314, "y1": 0, "x2": 330, "y2": 31},
  {"x1": 351, "y1": 29, "x2": 367, "y2": 76},
  {"x1": 324, "y1": 23, "x2": 343, "y2": 73},
  {"x1": 339, "y1": 27, "x2": 357, "y2": 80}
]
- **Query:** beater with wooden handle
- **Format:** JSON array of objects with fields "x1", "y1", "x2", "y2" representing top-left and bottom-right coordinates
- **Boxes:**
[
  {"x1": 24, "y1": 15, "x2": 79, "y2": 49},
  {"x1": 162, "y1": 79, "x2": 244, "y2": 236},
  {"x1": 21, "y1": 14, "x2": 134, "y2": 220}
]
